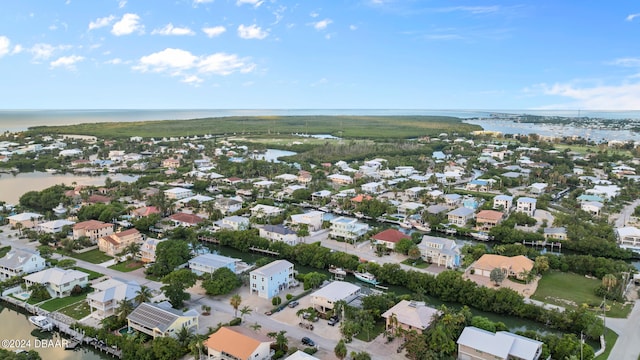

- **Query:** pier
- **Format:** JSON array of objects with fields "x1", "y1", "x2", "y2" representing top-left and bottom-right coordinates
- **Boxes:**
[
  {"x1": 198, "y1": 235, "x2": 220, "y2": 244},
  {"x1": 522, "y1": 240, "x2": 562, "y2": 252},
  {"x1": 249, "y1": 247, "x2": 280, "y2": 256}
]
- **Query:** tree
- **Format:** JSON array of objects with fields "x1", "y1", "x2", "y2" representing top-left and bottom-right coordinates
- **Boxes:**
[
  {"x1": 151, "y1": 336, "x2": 184, "y2": 360},
  {"x1": 121, "y1": 241, "x2": 141, "y2": 261},
  {"x1": 602, "y1": 274, "x2": 617, "y2": 292},
  {"x1": 408, "y1": 245, "x2": 422, "y2": 261},
  {"x1": 303, "y1": 272, "x2": 327, "y2": 290},
  {"x1": 490, "y1": 267, "x2": 506, "y2": 286},
  {"x1": 272, "y1": 296, "x2": 282, "y2": 306},
  {"x1": 350, "y1": 351, "x2": 372, "y2": 360},
  {"x1": 134, "y1": 285, "x2": 153, "y2": 305},
  {"x1": 147, "y1": 240, "x2": 191, "y2": 277},
  {"x1": 267, "y1": 330, "x2": 288, "y2": 352},
  {"x1": 161, "y1": 269, "x2": 197, "y2": 308},
  {"x1": 116, "y1": 299, "x2": 134, "y2": 323},
  {"x1": 250, "y1": 322, "x2": 262, "y2": 332},
  {"x1": 534, "y1": 256, "x2": 550, "y2": 274},
  {"x1": 334, "y1": 339, "x2": 347, "y2": 360},
  {"x1": 57, "y1": 259, "x2": 77, "y2": 269},
  {"x1": 28, "y1": 283, "x2": 51, "y2": 303},
  {"x1": 201, "y1": 267, "x2": 242, "y2": 295},
  {"x1": 239, "y1": 305, "x2": 252, "y2": 322},
  {"x1": 230, "y1": 294, "x2": 242, "y2": 318},
  {"x1": 394, "y1": 238, "x2": 414, "y2": 255}
]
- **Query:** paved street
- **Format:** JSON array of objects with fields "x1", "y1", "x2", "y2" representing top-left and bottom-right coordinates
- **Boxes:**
[{"x1": 605, "y1": 301, "x2": 640, "y2": 360}]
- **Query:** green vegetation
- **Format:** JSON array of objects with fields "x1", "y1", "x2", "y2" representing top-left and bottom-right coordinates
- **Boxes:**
[
  {"x1": 595, "y1": 329, "x2": 618, "y2": 360},
  {"x1": 66, "y1": 249, "x2": 113, "y2": 264},
  {"x1": 58, "y1": 299, "x2": 92, "y2": 319},
  {"x1": 109, "y1": 259, "x2": 144, "y2": 272},
  {"x1": 0, "y1": 246, "x2": 11, "y2": 258},
  {"x1": 27, "y1": 115, "x2": 481, "y2": 139},
  {"x1": 401, "y1": 258, "x2": 430, "y2": 268},
  {"x1": 353, "y1": 321, "x2": 385, "y2": 342},
  {"x1": 72, "y1": 266, "x2": 103, "y2": 280},
  {"x1": 40, "y1": 293, "x2": 88, "y2": 312}
]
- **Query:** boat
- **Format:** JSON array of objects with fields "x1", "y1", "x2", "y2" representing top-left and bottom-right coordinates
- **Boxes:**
[
  {"x1": 415, "y1": 224, "x2": 431, "y2": 232},
  {"x1": 354, "y1": 271, "x2": 379, "y2": 285},
  {"x1": 328, "y1": 266, "x2": 347, "y2": 276},
  {"x1": 29, "y1": 315, "x2": 54, "y2": 331},
  {"x1": 470, "y1": 232, "x2": 491, "y2": 241},
  {"x1": 45, "y1": 168, "x2": 58, "y2": 174},
  {"x1": 399, "y1": 221, "x2": 413, "y2": 229}
]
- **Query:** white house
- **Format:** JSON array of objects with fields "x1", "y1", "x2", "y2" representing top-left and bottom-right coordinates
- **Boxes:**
[
  {"x1": 289, "y1": 211, "x2": 324, "y2": 232},
  {"x1": 327, "y1": 174, "x2": 353, "y2": 185},
  {"x1": 330, "y1": 217, "x2": 369, "y2": 241},
  {"x1": 189, "y1": 253, "x2": 242, "y2": 276},
  {"x1": 616, "y1": 227, "x2": 640, "y2": 252},
  {"x1": 8, "y1": 212, "x2": 44, "y2": 229},
  {"x1": 251, "y1": 204, "x2": 284, "y2": 218},
  {"x1": 581, "y1": 201, "x2": 604, "y2": 216},
  {"x1": 164, "y1": 187, "x2": 194, "y2": 200},
  {"x1": 259, "y1": 225, "x2": 299, "y2": 246},
  {"x1": 24, "y1": 268, "x2": 89, "y2": 298},
  {"x1": 457, "y1": 326, "x2": 543, "y2": 360},
  {"x1": 516, "y1": 197, "x2": 537, "y2": 216},
  {"x1": 250, "y1": 260, "x2": 295, "y2": 299},
  {"x1": 419, "y1": 236, "x2": 461, "y2": 268},
  {"x1": 87, "y1": 279, "x2": 141, "y2": 319},
  {"x1": 217, "y1": 215, "x2": 250, "y2": 231},
  {"x1": 447, "y1": 207, "x2": 475, "y2": 226},
  {"x1": 36, "y1": 219, "x2": 75, "y2": 234},
  {"x1": 361, "y1": 182, "x2": 385, "y2": 194},
  {"x1": 127, "y1": 302, "x2": 199, "y2": 339},
  {"x1": 529, "y1": 182, "x2": 548, "y2": 195},
  {"x1": 311, "y1": 281, "x2": 361, "y2": 313},
  {"x1": 381, "y1": 300, "x2": 439, "y2": 333},
  {"x1": 493, "y1": 195, "x2": 513, "y2": 211},
  {"x1": 0, "y1": 248, "x2": 46, "y2": 280},
  {"x1": 140, "y1": 238, "x2": 167, "y2": 263},
  {"x1": 214, "y1": 197, "x2": 243, "y2": 215}
]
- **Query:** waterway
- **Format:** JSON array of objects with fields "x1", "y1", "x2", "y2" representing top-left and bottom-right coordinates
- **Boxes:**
[
  {"x1": 248, "y1": 149, "x2": 297, "y2": 163},
  {"x1": 0, "y1": 303, "x2": 108, "y2": 359},
  {"x1": 0, "y1": 172, "x2": 138, "y2": 204}
]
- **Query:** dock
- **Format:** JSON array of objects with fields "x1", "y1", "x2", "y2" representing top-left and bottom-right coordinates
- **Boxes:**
[
  {"x1": 249, "y1": 247, "x2": 280, "y2": 256},
  {"x1": 198, "y1": 235, "x2": 220, "y2": 244},
  {"x1": 522, "y1": 240, "x2": 562, "y2": 251}
]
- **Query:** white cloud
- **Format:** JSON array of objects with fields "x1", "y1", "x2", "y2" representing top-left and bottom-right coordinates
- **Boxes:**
[
  {"x1": 30, "y1": 43, "x2": 57, "y2": 60},
  {"x1": 199, "y1": 53, "x2": 256, "y2": 75},
  {"x1": 111, "y1": 13, "x2": 143, "y2": 36},
  {"x1": 134, "y1": 48, "x2": 198, "y2": 73},
  {"x1": 89, "y1": 15, "x2": 116, "y2": 30},
  {"x1": 193, "y1": 0, "x2": 214, "y2": 3},
  {"x1": 349, "y1": 25, "x2": 357, "y2": 30},
  {"x1": 237, "y1": 24, "x2": 268, "y2": 39},
  {"x1": 539, "y1": 81, "x2": 640, "y2": 110},
  {"x1": 609, "y1": 58, "x2": 640, "y2": 67},
  {"x1": 50, "y1": 55, "x2": 85, "y2": 69},
  {"x1": 311, "y1": 78, "x2": 328, "y2": 87},
  {"x1": 0, "y1": 36, "x2": 10, "y2": 57},
  {"x1": 118, "y1": 0, "x2": 127, "y2": 8},
  {"x1": 202, "y1": 26, "x2": 226, "y2": 38},
  {"x1": 310, "y1": 12, "x2": 319, "y2": 18},
  {"x1": 313, "y1": 19, "x2": 332, "y2": 31},
  {"x1": 626, "y1": 13, "x2": 640, "y2": 21},
  {"x1": 105, "y1": 58, "x2": 123, "y2": 65},
  {"x1": 12, "y1": 44, "x2": 23, "y2": 55},
  {"x1": 237, "y1": 0, "x2": 263, "y2": 7},
  {"x1": 152, "y1": 23, "x2": 195, "y2": 36},
  {"x1": 182, "y1": 75, "x2": 203, "y2": 85}
]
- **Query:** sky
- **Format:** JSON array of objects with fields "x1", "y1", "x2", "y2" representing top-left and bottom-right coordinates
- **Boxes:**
[{"x1": 1, "y1": 1, "x2": 640, "y2": 110}]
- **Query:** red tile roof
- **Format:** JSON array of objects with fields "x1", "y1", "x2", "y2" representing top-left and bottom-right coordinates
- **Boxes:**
[
  {"x1": 371, "y1": 229, "x2": 411, "y2": 243},
  {"x1": 74, "y1": 220, "x2": 113, "y2": 231},
  {"x1": 169, "y1": 212, "x2": 204, "y2": 224}
]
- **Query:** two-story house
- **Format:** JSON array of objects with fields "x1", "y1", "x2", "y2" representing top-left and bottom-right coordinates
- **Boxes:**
[
  {"x1": 251, "y1": 204, "x2": 284, "y2": 218},
  {"x1": 24, "y1": 268, "x2": 89, "y2": 298},
  {"x1": 216, "y1": 215, "x2": 250, "y2": 231},
  {"x1": 516, "y1": 197, "x2": 537, "y2": 216},
  {"x1": 457, "y1": 326, "x2": 543, "y2": 360},
  {"x1": 250, "y1": 260, "x2": 295, "y2": 299},
  {"x1": 311, "y1": 281, "x2": 361, "y2": 314},
  {"x1": 475, "y1": 210, "x2": 504, "y2": 232},
  {"x1": 289, "y1": 211, "x2": 324, "y2": 232},
  {"x1": 140, "y1": 238, "x2": 167, "y2": 263},
  {"x1": 0, "y1": 248, "x2": 46, "y2": 280},
  {"x1": 87, "y1": 279, "x2": 141, "y2": 319},
  {"x1": 98, "y1": 228, "x2": 144, "y2": 257},
  {"x1": 164, "y1": 187, "x2": 193, "y2": 200},
  {"x1": 381, "y1": 300, "x2": 439, "y2": 333},
  {"x1": 258, "y1": 225, "x2": 299, "y2": 246},
  {"x1": 371, "y1": 229, "x2": 411, "y2": 250},
  {"x1": 329, "y1": 217, "x2": 369, "y2": 241},
  {"x1": 8, "y1": 212, "x2": 44, "y2": 229},
  {"x1": 419, "y1": 236, "x2": 461, "y2": 268},
  {"x1": 189, "y1": 253, "x2": 241, "y2": 276},
  {"x1": 447, "y1": 207, "x2": 475, "y2": 226},
  {"x1": 127, "y1": 301, "x2": 198, "y2": 338},
  {"x1": 493, "y1": 195, "x2": 513, "y2": 212},
  {"x1": 214, "y1": 197, "x2": 243, "y2": 215},
  {"x1": 73, "y1": 220, "x2": 114, "y2": 243}
]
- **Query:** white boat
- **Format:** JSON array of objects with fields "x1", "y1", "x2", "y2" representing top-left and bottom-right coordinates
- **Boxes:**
[
  {"x1": 45, "y1": 168, "x2": 58, "y2": 174},
  {"x1": 354, "y1": 272, "x2": 379, "y2": 285},
  {"x1": 29, "y1": 316, "x2": 53, "y2": 331},
  {"x1": 328, "y1": 266, "x2": 347, "y2": 276},
  {"x1": 399, "y1": 221, "x2": 413, "y2": 229},
  {"x1": 470, "y1": 232, "x2": 491, "y2": 241},
  {"x1": 415, "y1": 225, "x2": 431, "y2": 232}
]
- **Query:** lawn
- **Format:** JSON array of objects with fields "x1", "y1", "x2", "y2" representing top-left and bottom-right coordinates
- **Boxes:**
[
  {"x1": 354, "y1": 321, "x2": 386, "y2": 342},
  {"x1": 58, "y1": 300, "x2": 92, "y2": 320},
  {"x1": 595, "y1": 328, "x2": 618, "y2": 360},
  {"x1": 531, "y1": 272, "x2": 632, "y2": 318},
  {"x1": 72, "y1": 266, "x2": 103, "y2": 280},
  {"x1": 67, "y1": 249, "x2": 113, "y2": 264},
  {"x1": 401, "y1": 258, "x2": 430, "y2": 269},
  {"x1": 40, "y1": 293, "x2": 88, "y2": 312},
  {"x1": 109, "y1": 259, "x2": 144, "y2": 272}
]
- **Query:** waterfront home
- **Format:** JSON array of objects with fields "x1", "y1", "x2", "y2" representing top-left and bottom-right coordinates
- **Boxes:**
[
  {"x1": 457, "y1": 326, "x2": 543, "y2": 360},
  {"x1": 36, "y1": 219, "x2": 75, "y2": 234},
  {"x1": 327, "y1": 173, "x2": 353, "y2": 185},
  {"x1": 381, "y1": 300, "x2": 439, "y2": 333},
  {"x1": 259, "y1": 224, "x2": 299, "y2": 246},
  {"x1": 250, "y1": 260, "x2": 295, "y2": 299},
  {"x1": 8, "y1": 212, "x2": 44, "y2": 229},
  {"x1": 204, "y1": 326, "x2": 274, "y2": 360},
  {"x1": 493, "y1": 195, "x2": 513, "y2": 212},
  {"x1": 529, "y1": 182, "x2": 548, "y2": 195},
  {"x1": 289, "y1": 211, "x2": 324, "y2": 232},
  {"x1": 215, "y1": 215, "x2": 250, "y2": 231},
  {"x1": 311, "y1": 190, "x2": 332, "y2": 201},
  {"x1": 98, "y1": 228, "x2": 144, "y2": 257},
  {"x1": 447, "y1": 207, "x2": 475, "y2": 226},
  {"x1": 253, "y1": 180, "x2": 276, "y2": 189},
  {"x1": 189, "y1": 253, "x2": 242, "y2": 276},
  {"x1": 419, "y1": 236, "x2": 461, "y2": 268},
  {"x1": 475, "y1": 210, "x2": 504, "y2": 232},
  {"x1": 543, "y1": 227, "x2": 567, "y2": 241},
  {"x1": 251, "y1": 204, "x2": 284, "y2": 218},
  {"x1": 87, "y1": 279, "x2": 141, "y2": 320},
  {"x1": 311, "y1": 281, "x2": 361, "y2": 313},
  {"x1": 140, "y1": 237, "x2": 167, "y2": 263},
  {"x1": 274, "y1": 173, "x2": 298, "y2": 182},
  {"x1": 616, "y1": 227, "x2": 640, "y2": 252},
  {"x1": 585, "y1": 185, "x2": 620, "y2": 200},
  {"x1": 361, "y1": 181, "x2": 385, "y2": 194},
  {"x1": 581, "y1": 201, "x2": 604, "y2": 216},
  {"x1": 471, "y1": 254, "x2": 534, "y2": 280},
  {"x1": 329, "y1": 217, "x2": 369, "y2": 241},
  {"x1": 0, "y1": 248, "x2": 46, "y2": 280},
  {"x1": 24, "y1": 268, "x2": 89, "y2": 298},
  {"x1": 516, "y1": 197, "x2": 537, "y2": 217},
  {"x1": 371, "y1": 229, "x2": 411, "y2": 250},
  {"x1": 466, "y1": 179, "x2": 490, "y2": 192},
  {"x1": 127, "y1": 302, "x2": 198, "y2": 339},
  {"x1": 162, "y1": 158, "x2": 181, "y2": 169},
  {"x1": 444, "y1": 194, "x2": 462, "y2": 208},
  {"x1": 214, "y1": 197, "x2": 243, "y2": 215},
  {"x1": 397, "y1": 201, "x2": 424, "y2": 215},
  {"x1": 164, "y1": 187, "x2": 194, "y2": 200},
  {"x1": 297, "y1": 170, "x2": 313, "y2": 184},
  {"x1": 405, "y1": 186, "x2": 428, "y2": 200},
  {"x1": 73, "y1": 220, "x2": 114, "y2": 242},
  {"x1": 169, "y1": 212, "x2": 205, "y2": 227}
]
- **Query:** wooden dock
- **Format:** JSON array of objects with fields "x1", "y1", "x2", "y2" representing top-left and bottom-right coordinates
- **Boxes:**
[
  {"x1": 249, "y1": 247, "x2": 280, "y2": 256},
  {"x1": 522, "y1": 240, "x2": 562, "y2": 251},
  {"x1": 198, "y1": 235, "x2": 220, "y2": 244}
]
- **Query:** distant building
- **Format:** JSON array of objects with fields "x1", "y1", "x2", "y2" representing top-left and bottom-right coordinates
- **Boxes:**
[
  {"x1": 98, "y1": 228, "x2": 144, "y2": 257},
  {"x1": 327, "y1": 174, "x2": 353, "y2": 185},
  {"x1": 616, "y1": 227, "x2": 640, "y2": 252},
  {"x1": 259, "y1": 225, "x2": 299, "y2": 246},
  {"x1": 516, "y1": 197, "x2": 537, "y2": 216},
  {"x1": 216, "y1": 215, "x2": 250, "y2": 231},
  {"x1": 329, "y1": 217, "x2": 369, "y2": 241},
  {"x1": 289, "y1": 211, "x2": 324, "y2": 232},
  {"x1": 164, "y1": 187, "x2": 193, "y2": 200},
  {"x1": 140, "y1": 238, "x2": 167, "y2": 263},
  {"x1": 493, "y1": 195, "x2": 513, "y2": 211},
  {"x1": 447, "y1": 207, "x2": 475, "y2": 226},
  {"x1": 371, "y1": 229, "x2": 411, "y2": 250},
  {"x1": 475, "y1": 210, "x2": 504, "y2": 232},
  {"x1": 311, "y1": 281, "x2": 361, "y2": 313},
  {"x1": 189, "y1": 253, "x2": 242, "y2": 276},
  {"x1": 250, "y1": 260, "x2": 296, "y2": 299},
  {"x1": 169, "y1": 212, "x2": 205, "y2": 227},
  {"x1": 8, "y1": 212, "x2": 44, "y2": 229},
  {"x1": 36, "y1": 219, "x2": 75, "y2": 234},
  {"x1": 543, "y1": 227, "x2": 567, "y2": 241},
  {"x1": 251, "y1": 204, "x2": 284, "y2": 218}
]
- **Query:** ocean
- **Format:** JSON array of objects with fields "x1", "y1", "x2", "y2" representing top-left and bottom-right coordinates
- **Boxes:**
[{"x1": 2, "y1": 109, "x2": 640, "y2": 133}]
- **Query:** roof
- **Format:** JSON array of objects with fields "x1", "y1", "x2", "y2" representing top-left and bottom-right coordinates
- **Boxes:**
[
  {"x1": 311, "y1": 281, "x2": 360, "y2": 302},
  {"x1": 205, "y1": 326, "x2": 272, "y2": 360},
  {"x1": 0, "y1": 248, "x2": 42, "y2": 270},
  {"x1": 457, "y1": 327, "x2": 543, "y2": 360},
  {"x1": 189, "y1": 253, "x2": 239, "y2": 268},
  {"x1": 169, "y1": 212, "x2": 204, "y2": 224},
  {"x1": 164, "y1": 187, "x2": 192, "y2": 194},
  {"x1": 543, "y1": 227, "x2": 566, "y2": 235},
  {"x1": 132, "y1": 206, "x2": 160, "y2": 217},
  {"x1": 381, "y1": 300, "x2": 438, "y2": 330},
  {"x1": 474, "y1": 254, "x2": 534, "y2": 274},
  {"x1": 420, "y1": 236, "x2": 459, "y2": 257},
  {"x1": 127, "y1": 302, "x2": 190, "y2": 332},
  {"x1": 494, "y1": 194, "x2": 514, "y2": 201},
  {"x1": 262, "y1": 224, "x2": 296, "y2": 235},
  {"x1": 74, "y1": 220, "x2": 113, "y2": 230},
  {"x1": 476, "y1": 210, "x2": 504, "y2": 222},
  {"x1": 24, "y1": 267, "x2": 88, "y2": 286},
  {"x1": 371, "y1": 229, "x2": 410, "y2": 243},
  {"x1": 8, "y1": 212, "x2": 43, "y2": 221},
  {"x1": 251, "y1": 260, "x2": 293, "y2": 277},
  {"x1": 517, "y1": 197, "x2": 537, "y2": 204},
  {"x1": 88, "y1": 279, "x2": 140, "y2": 303},
  {"x1": 285, "y1": 350, "x2": 321, "y2": 360},
  {"x1": 617, "y1": 226, "x2": 640, "y2": 238},
  {"x1": 448, "y1": 207, "x2": 475, "y2": 217}
]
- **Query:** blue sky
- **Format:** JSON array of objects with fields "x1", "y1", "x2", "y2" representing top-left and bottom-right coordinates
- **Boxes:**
[{"x1": 1, "y1": 1, "x2": 640, "y2": 110}]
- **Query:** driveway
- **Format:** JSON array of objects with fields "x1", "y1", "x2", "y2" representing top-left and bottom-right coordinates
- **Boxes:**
[{"x1": 606, "y1": 300, "x2": 640, "y2": 360}]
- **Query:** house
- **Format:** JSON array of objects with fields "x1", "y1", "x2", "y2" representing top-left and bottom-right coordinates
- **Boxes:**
[
  {"x1": 586, "y1": 185, "x2": 620, "y2": 200},
  {"x1": 466, "y1": 179, "x2": 490, "y2": 192},
  {"x1": 444, "y1": 194, "x2": 462, "y2": 208},
  {"x1": 250, "y1": 260, "x2": 296, "y2": 299},
  {"x1": 327, "y1": 174, "x2": 353, "y2": 185},
  {"x1": 36, "y1": 219, "x2": 75, "y2": 234},
  {"x1": 419, "y1": 236, "x2": 461, "y2": 268},
  {"x1": 127, "y1": 302, "x2": 198, "y2": 339},
  {"x1": 381, "y1": 300, "x2": 439, "y2": 333},
  {"x1": 87, "y1": 279, "x2": 141, "y2": 319},
  {"x1": 24, "y1": 268, "x2": 89, "y2": 298},
  {"x1": 311, "y1": 190, "x2": 332, "y2": 201},
  {"x1": 214, "y1": 197, "x2": 243, "y2": 215},
  {"x1": 216, "y1": 215, "x2": 250, "y2": 231},
  {"x1": 275, "y1": 173, "x2": 298, "y2": 182},
  {"x1": 297, "y1": 170, "x2": 313, "y2": 184},
  {"x1": 457, "y1": 326, "x2": 543, "y2": 360},
  {"x1": 164, "y1": 187, "x2": 194, "y2": 200},
  {"x1": 259, "y1": 225, "x2": 299, "y2": 246},
  {"x1": 528, "y1": 182, "x2": 548, "y2": 195},
  {"x1": 397, "y1": 202, "x2": 424, "y2": 215},
  {"x1": 204, "y1": 326, "x2": 273, "y2": 360},
  {"x1": 169, "y1": 212, "x2": 205, "y2": 227},
  {"x1": 251, "y1": 204, "x2": 284, "y2": 218},
  {"x1": 162, "y1": 158, "x2": 181, "y2": 168},
  {"x1": 189, "y1": 253, "x2": 242, "y2": 275},
  {"x1": 73, "y1": 220, "x2": 114, "y2": 242},
  {"x1": 405, "y1": 187, "x2": 428, "y2": 200},
  {"x1": 285, "y1": 350, "x2": 320, "y2": 360},
  {"x1": 581, "y1": 201, "x2": 604, "y2": 216},
  {"x1": 253, "y1": 180, "x2": 276, "y2": 189},
  {"x1": 616, "y1": 227, "x2": 640, "y2": 252},
  {"x1": 289, "y1": 211, "x2": 324, "y2": 232},
  {"x1": 475, "y1": 210, "x2": 504, "y2": 232},
  {"x1": 8, "y1": 212, "x2": 44, "y2": 229},
  {"x1": 493, "y1": 195, "x2": 513, "y2": 211},
  {"x1": 0, "y1": 248, "x2": 46, "y2": 280},
  {"x1": 130, "y1": 206, "x2": 161, "y2": 218},
  {"x1": 472, "y1": 254, "x2": 534, "y2": 280},
  {"x1": 311, "y1": 281, "x2": 361, "y2": 313},
  {"x1": 371, "y1": 229, "x2": 411, "y2": 250},
  {"x1": 516, "y1": 197, "x2": 537, "y2": 216},
  {"x1": 543, "y1": 227, "x2": 567, "y2": 241},
  {"x1": 447, "y1": 207, "x2": 475, "y2": 226},
  {"x1": 98, "y1": 228, "x2": 144, "y2": 257},
  {"x1": 140, "y1": 238, "x2": 167, "y2": 263},
  {"x1": 329, "y1": 217, "x2": 370, "y2": 241},
  {"x1": 361, "y1": 182, "x2": 385, "y2": 194}
]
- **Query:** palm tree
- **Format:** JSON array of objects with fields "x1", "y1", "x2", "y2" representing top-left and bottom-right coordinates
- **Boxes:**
[
  {"x1": 176, "y1": 325, "x2": 194, "y2": 348},
  {"x1": 134, "y1": 285, "x2": 153, "y2": 305},
  {"x1": 250, "y1": 322, "x2": 262, "y2": 332},
  {"x1": 123, "y1": 242, "x2": 141, "y2": 261},
  {"x1": 116, "y1": 299, "x2": 134, "y2": 323},
  {"x1": 230, "y1": 294, "x2": 242, "y2": 318},
  {"x1": 602, "y1": 274, "x2": 617, "y2": 292},
  {"x1": 239, "y1": 305, "x2": 252, "y2": 323},
  {"x1": 267, "y1": 330, "x2": 288, "y2": 352}
]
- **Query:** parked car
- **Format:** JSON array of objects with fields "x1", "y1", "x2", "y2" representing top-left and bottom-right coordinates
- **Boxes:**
[
  {"x1": 302, "y1": 337, "x2": 315, "y2": 347},
  {"x1": 328, "y1": 317, "x2": 339, "y2": 326},
  {"x1": 288, "y1": 301, "x2": 299, "y2": 308}
]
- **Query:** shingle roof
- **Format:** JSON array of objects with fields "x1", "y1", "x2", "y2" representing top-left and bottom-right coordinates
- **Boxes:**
[
  {"x1": 74, "y1": 220, "x2": 113, "y2": 230},
  {"x1": 262, "y1": 224, "x2": 296, "y2": 235},
  {"x1": 381, "y1": 300, "x2": 438, "y2": 330},
  {"x1": 371, "y1": 229, "x2": 411, "y2": 243},
  {"x1": 0, "y1": 248, "x2": 41, "y2": 270},
  {"x1": 251, "y1": 260, "x2": 293, "y2": 277}
]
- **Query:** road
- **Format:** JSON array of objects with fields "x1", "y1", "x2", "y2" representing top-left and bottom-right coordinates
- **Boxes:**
[
  {"x1": 613, "y1": 198, "x2": 640, "y2": 228},
  {"x1": 605, "y1": 301, "x2": 640, "y2": 360}
]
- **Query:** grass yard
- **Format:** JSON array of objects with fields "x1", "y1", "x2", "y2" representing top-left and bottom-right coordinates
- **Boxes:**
[
  {"x1": 72, "y1": 266, "x2": 103, "y2": 280},
  {"x1": 401, "y1": 258, "x2": 430, "y2": 269},
  {"x1": 67, "y1": 249, "x2": 112, "y2": 264},
  {"x1": 354, "y1": 321, "x2": 386, "y2": 342},
  {"x1": 109, "y1": 259, "x2": 144, "y2": 272},
  {"x1": 40, "y1": 293, "x2": 88, "y2": 312},
  {"x1": 531, "y1": 272, "x2": 632, "y2": 318},
  {"x1": 595, "y1": 329, "x2": 618, "y2": 360},
  {"x1": 58, "y1": 300, "x2": 92, "y2": 320}
]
